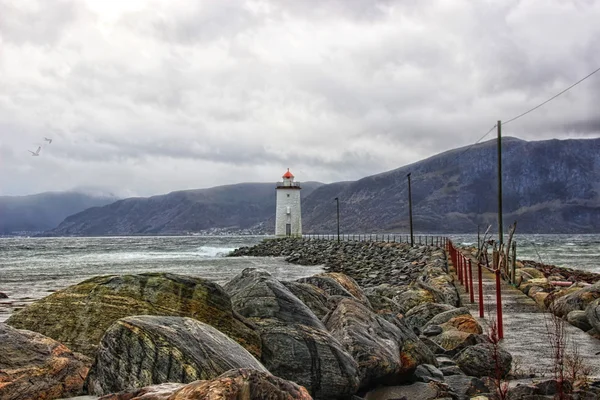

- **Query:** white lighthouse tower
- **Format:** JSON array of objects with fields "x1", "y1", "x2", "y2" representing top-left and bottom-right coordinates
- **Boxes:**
[{"x1": 275, "y1": 168, "x2": 302, "y2": 236}]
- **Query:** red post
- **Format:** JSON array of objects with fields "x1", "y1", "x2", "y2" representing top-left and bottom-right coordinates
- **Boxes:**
[
  {"x1": 495, "y1": 269, "x2": 504, "y2": 339},
  {"x1": 468, "y1": 259, "x2": 475, "y2": 303},
  {"x1": 464, "y1": 255, "x2": 469, "y2": 293},
  {"x1": 478, "y1": 262, "x2": 484, "y2": 318},
  {"x1": 458, "y1": 252, "x2": 465, "y2": 286}
]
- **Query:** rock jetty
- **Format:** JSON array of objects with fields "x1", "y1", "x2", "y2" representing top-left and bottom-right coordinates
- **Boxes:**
[
  {"x1": 511, "y1": 259, "x2": 600, "y2": 340},
  {"x1": 2, "y1": 237, "x2": 531, "y2": 400}
]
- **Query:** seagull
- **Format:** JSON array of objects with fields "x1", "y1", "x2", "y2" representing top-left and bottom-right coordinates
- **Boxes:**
[
  {"x1": 44, "y1": 137, "x2": 53, "y2": 144},
  {"x1": 28, "y1": 146, "x2": 42, "y2": 156}
]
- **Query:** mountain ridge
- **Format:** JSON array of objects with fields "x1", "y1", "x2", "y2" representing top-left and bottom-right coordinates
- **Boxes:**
[{"x1": 45, "y1": 137, "x2": 600, "y2": 235}]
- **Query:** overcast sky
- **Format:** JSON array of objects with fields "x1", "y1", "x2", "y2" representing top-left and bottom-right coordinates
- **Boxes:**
[{"x1": 1, "y1": 0, "x2": 599, "y2": 197}]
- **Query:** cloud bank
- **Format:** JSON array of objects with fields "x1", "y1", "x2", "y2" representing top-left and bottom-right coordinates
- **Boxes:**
[{"x1": 1, "y1": 0, "x2": 599, "y2": 196}]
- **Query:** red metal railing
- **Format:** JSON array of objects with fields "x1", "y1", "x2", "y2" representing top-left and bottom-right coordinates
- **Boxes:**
[{"x1": 447, "y1": 239, "x2": 503, "y2": 339}]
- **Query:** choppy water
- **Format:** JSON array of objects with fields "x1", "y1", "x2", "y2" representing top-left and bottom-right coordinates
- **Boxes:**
[
  {"x1": 449, "y1": 233, "x2": 600, "y2": 273},
  {"x1": 1, "y1": 234, "x2": 598, "y2": 323},
  {"x1": 0, "y1": 236, "x2": 324, "y2": 322}
]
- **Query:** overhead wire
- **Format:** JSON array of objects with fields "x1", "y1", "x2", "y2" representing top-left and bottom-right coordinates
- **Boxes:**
[
  {"x1": 503, "y1": 65, "x2": 600, "y2": 126},
  {"x1": 407, "y1": 64, "x2": 600, "y2": 184}
]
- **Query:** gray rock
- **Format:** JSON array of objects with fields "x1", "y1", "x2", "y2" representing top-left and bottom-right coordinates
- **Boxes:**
[
  {"x1": 508, "y1": 384, "x2": 536, "y2": 399},
  {"x1": 161, "y1": 369, "x2": 313, "y2": 399},
  {"x1": 422, "y1": 325, "x2": 443, "y2": 336},
  {"x1": 567, "y1": 310, "x2": 593, "y2": 331},
  {"x1": 419, "y1": 336, "x2": 448, "y2": 355},
  {"x1": 283, "y1": 281, "x2": 330, "y2": 319},
  {"x1": 454, "y1": 342, "x2": 512, "y2": 378},
  {"x1": 404, "y1": 302, "x2": 456, "y2": 331},
  {"x1": 364, "y1": 381, "x2": 449, "y2": 400},
  {"x1": 96, "y1": 382, "x2": 185, "y2": 400},
  {"x1": 414, "y1": 364, "x2": 444, "y2": 383},
  {"x1": 324, "y1": 298, "x2": 436, "y2": 389},
  {"x1": 224, "y1": 268, "x2": 325, "y2": 329},
  {"x1": 84, "y1": 316, "x2": 267, "y2": 396},
  {"x1": 550, "y1": 282, "x2": 600, "y2": 317},
  {"x1": 7, "y1": 272, "x2": 261, "y2": 358},
  {"x1": 260, "y1": 323, "x2": 359, "y2": 400},
  {"x1": 0, "y1": 322, "x2": 91, "y2": 400},
  {"x1": 439, "y1": 365, "x2": 464, "y2": 376},
  {"x1": 444, "y1": 375, "x2": 489, "y2": 399},
  {"x1": 0, "y1": 292, "x2": 8, "y2": 299},
  {"x1": 423, "y1": 307, "x2": 471, "y2": 329},
  {"x1": 297, "y1": 274, "x2": 370, "y2": 307},
  {"x1": 534, "y1": 378, "x2": 572, "y2": 395},
  {"x1": 435, "y1": 356, "x2": 456, "y2": 367},
  {"x1": 585, "y1": 298, "x2": 600, "y2": 332}
]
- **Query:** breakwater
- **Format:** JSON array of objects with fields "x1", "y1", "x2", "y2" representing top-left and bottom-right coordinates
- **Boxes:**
[{"x1": 2, "y1": 237, "x2": 598, "y2": 399}]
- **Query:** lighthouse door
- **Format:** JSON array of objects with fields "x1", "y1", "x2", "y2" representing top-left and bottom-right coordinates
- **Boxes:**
[{"x1": 286, "y1": 224, "x2": 291, "y2": 236}]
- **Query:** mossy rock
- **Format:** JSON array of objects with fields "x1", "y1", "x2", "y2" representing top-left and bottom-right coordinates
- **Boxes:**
[{"x1": 7, "y1": 273, "x2": 261, "y2": 358}]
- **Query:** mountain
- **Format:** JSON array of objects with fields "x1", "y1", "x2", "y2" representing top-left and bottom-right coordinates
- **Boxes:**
[
  {"x1": 0, "y1": 192, "x2": 118, "y2": 235},
  {"x1": 301, "y1": 137, "x2": 600, "y2": 233},
  {"x1": 48, "y1": 182, "x2": 324, "y2": 236},
  {"x1": 45, "y1": 137, "x2": 600, "y2": 236}
]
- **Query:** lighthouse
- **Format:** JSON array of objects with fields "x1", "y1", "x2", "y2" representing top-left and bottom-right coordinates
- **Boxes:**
[{"x1": 275, "y1": 168, "x2": 302, "y2": 236}]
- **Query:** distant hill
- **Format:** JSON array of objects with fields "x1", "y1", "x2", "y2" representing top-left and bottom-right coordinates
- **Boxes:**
[
  {"x1": 301, "y1": 137, "x2": 600, "y2": 233},
  {"x1": 48, "y1": 182, "x2": 324, "y2": 236},
  {"x1": 44, "y1": 137, "x2": 600, "y2": 236},
  {"x1": 0, "y1": 192, "x2": 118, "y2": 234}
]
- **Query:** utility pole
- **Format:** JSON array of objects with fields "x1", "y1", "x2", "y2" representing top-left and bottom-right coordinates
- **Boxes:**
[
  {"x1": 334, "y1": 197, "x2": 340, "y2": 242},
  {"x1": 407, "y1": 173, "x2": 414, "y2": 247},
  {"x1": 497, "y1": 121, "x2": 503, "y2": 246}
]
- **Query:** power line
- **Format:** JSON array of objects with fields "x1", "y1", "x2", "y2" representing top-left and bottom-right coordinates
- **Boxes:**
[{"x1": 503, "y1": 65, "x2": 600, "y2": 126}]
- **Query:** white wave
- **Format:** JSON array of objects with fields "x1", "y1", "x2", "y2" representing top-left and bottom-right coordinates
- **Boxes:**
[{"x1": 195, "y1": 246, "x2": 236, "y2": 258}]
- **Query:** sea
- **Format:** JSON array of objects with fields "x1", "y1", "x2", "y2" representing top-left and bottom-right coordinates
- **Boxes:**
[{"x1": 1, "y1": 234, "x2": 599, "y2": 323}]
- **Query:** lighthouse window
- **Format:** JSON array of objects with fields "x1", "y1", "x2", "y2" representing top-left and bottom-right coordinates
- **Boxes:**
[{"x1": 287, "y1": 194, "x2": 290, "y2": 197}]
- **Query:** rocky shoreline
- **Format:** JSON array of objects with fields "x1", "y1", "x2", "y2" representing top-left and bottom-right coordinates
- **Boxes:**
[
  {"x1": 511, "y1": 259, "x2": 600, "y2": 340},
  {"x1": 1, "y1": 238, "x2": 598, "y2": 399}
]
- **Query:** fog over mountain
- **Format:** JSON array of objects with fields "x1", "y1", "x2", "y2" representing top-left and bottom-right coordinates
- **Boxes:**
[
  {"x1": 0, "y1": 192, "x2": 118, "y2": 234},
  {"x1": 47, "y1": 137, "x2": 600, "y2": 235}
]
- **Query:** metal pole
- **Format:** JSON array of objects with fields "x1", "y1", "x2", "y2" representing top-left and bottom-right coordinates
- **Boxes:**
[
  {"x1": 497, "y1": 121, "x2": 503, "y2": 246},
  {"x1": 468, "y1": 259, "x2": 475, "y2": 303},
  {"x1": 478, "y1": 262, "x2": 484, "y2": 318},
  {"x1": 496, "y1": 269, "x2": 504, "y2": 339},
  {"x1": 407, "y1": 173, "x2": 414, "y2": 247},
  {"x1": 335, "y1": 197, "x2": 340, "y2": 242}
]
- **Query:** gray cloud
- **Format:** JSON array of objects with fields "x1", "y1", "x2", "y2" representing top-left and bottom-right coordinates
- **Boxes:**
[{"x1": 0, "y1": 0, "x2": 599, "y2": 197}]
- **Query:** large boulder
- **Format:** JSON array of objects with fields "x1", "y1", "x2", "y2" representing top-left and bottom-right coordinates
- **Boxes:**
[
  {"x1": 97, "y1": 369, "x2": 313, "y2": 400},
  {"x1": 260, "y1": 323, "x2": 359, "y2": 400},
  {"x1": 282, "y1": 281, "x2": 330, "y2": 319},
  {"x1": 549, "y1": 282, "x2": 600, "y2": 317},
  {"x1": 586, "y1": 298, "x2": 600, "y2": 332},
  {"x1": 224, "y1": 269, "x2": 325, "y2": 329},
  {"x1": 170, "y1": 369, "x2": 313, "y2": 400},
  {"x1": 297, "y1": 273, "x2": 371, "y2": 307},
  {"x1": 419, "y1": 265, "x2": 460, "y2": 307},
  {"x1": 404, "y1": 302, "x2": 456, "y2": 331},
  {"x1": 0, "y1": 322, "x2": 91, "y2": 400},
  {"x1": 224, "y1": 269, "x2": 360, "y2": 399},
  {"x1": 7, "y1": 273, "x2": 260, "y2": 358},
  {"x1": 85, "y1": 316, "x2": 267, "y2": 396},
  {"x1": 454, "y1": 342, "x2": 512, "y2": 378},
  {"x1": 567, "y1": 310, "x2": 593, "y2": 331},
  {"x1": 323, "y1": 298, "x2": 436, "y2": 389}
]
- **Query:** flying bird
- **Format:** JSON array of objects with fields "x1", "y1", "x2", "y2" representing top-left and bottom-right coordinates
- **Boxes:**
[
  {"x1": 29, "y1": 146, "x2": 42, "y2": 156},
  {"x1": 44, "y1": 137, "x2": 53, "y2": 144}
]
